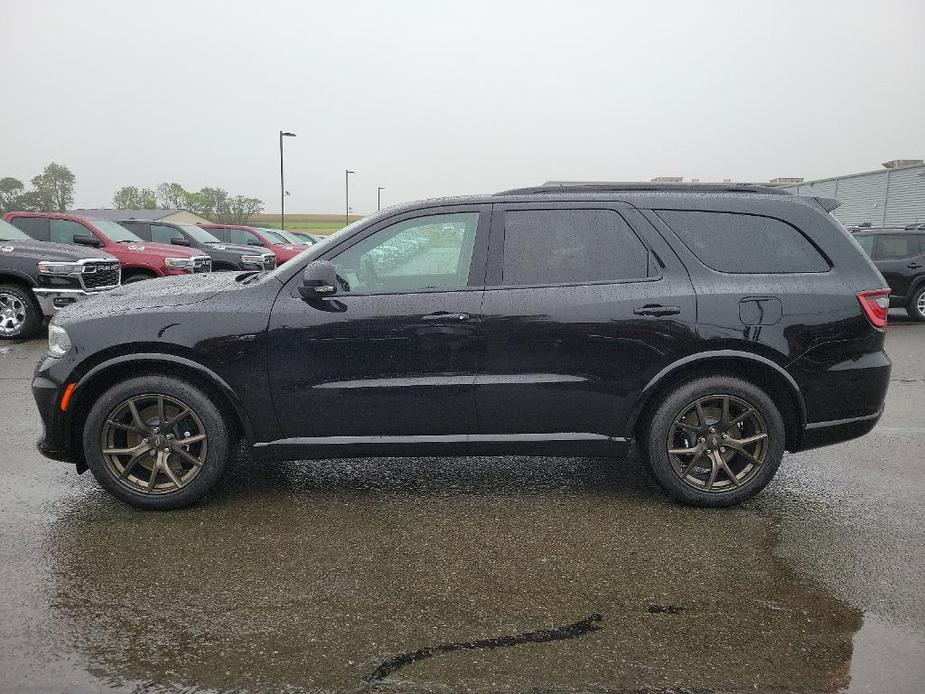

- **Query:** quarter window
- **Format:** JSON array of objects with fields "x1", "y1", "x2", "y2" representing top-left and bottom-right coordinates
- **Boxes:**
[
  {"x1": 50, "y1": 219, "x2": 91, "y2": 245},
  {"x1": 657, "y1": 210, "x2": 829, "y2": 273},
  {"x1": 332, "y1": 212, "x2": 480, "y2": 294},
  {"x1": 501, "y1": 209, "x2": 649, "y2": 286}
]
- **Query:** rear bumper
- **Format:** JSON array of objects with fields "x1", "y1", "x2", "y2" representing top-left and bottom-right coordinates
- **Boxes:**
[{"x1": 798, "y1": 408, "x2": 884, "y2": 451}]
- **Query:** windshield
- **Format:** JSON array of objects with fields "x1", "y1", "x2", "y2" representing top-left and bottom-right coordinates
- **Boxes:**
[
  {"x1": 265, "y1": 217, "x2": 366, "y2": 282},
  {"x1": 274, "y1": 230, "x2": 313, "y2": 245},
  {"x1": 178, "y1": 224, "x2": 221, "y2": 243},
  {"x1": 258, "y1": 228, "x2": 290, "y2": 244},
  {"x1": 0, "y1": 219, "x2": 31, "y2": 241},
  {"x1": 90, "y1": 219, "x2": 142, "y2": 242}
]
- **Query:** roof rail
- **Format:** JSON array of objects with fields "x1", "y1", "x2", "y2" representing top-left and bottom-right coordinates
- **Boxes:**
[{"x1": 495, "y1": 182, "x2": 793, "y2": 196}]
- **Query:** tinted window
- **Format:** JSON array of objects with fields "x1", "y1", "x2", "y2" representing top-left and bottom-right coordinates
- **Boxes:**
[
  {"x1": 229, "y1": 229, "x2": 262, "y2": 246},
  {"x1": 854, "y1": 234, "x2": 874, "y2": 257},
  {"x1": 119, "y1": 221, "x2": 150, "y2": 240},
  {"x1": 502, "y1": 209, "x2": 648, "y2": 285},
  {"x1": 0, "y1": 219, "x2": 32, "y2": 241},
  {"x1": 657, "y1": 210, "x2": 828, "y2": 273},
  {"x1": 151, "y1": 224, "x2": 184, "y2": 245},
  {"x1": 50, "y1": 219, "x2": 91, "y2": 245},
  {"x1": 874, "y1": 235, "x2": 919, "y2": 260},
  {"x1": 9, "y1": 216, "x2": 49, "y2": 241},
  {"x1": 333, "y1": 212, "x2": 480, "y2": 294}
]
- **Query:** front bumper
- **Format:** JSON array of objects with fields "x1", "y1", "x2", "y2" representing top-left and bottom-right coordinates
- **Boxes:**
[
  {"x1": 32, "y1": 288, "x2": 112, "y2": 317},
  {"x1": 32, "y1": 369, "x2": 74, "y2": 463}
]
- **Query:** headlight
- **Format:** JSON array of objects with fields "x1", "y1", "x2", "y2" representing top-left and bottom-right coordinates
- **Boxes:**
[
  {"x1": 48, "y1": 324, "x2": 72, "y2": 358},
  {"x1": 240, "y1": 254, "x2": 264, "y2": 265},
  {"x1": 164, "y1": 257, "x2": 194, "y2": 269},
  {"x1": 37, "y1": 261, "x2": 85, "y2": 275}
]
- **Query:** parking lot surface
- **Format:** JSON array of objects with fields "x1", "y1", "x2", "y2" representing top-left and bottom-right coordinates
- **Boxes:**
[{"x1": 1, "y1": 317, "x2": 923, "y2": 694}]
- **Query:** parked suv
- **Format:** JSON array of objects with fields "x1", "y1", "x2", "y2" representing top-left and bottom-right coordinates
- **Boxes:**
[
  {"x1": 5, "y1": 212, "x2": 212, "y2": 282},
  {"x1": 199, "y1": 224, "x2": 302, "y2": 264},
  {"x1": 32, "y1": 184, "x2": 890, "y2": 510},
  {"x1": 0, "y1": 218, "x2": 120, "y2": 339},
  {"x1": 852, "y1": 227, "x2": 925, "y2": 321},
  {"x1": 116, "y1": 219, "x2": 276, "y2": 272}
]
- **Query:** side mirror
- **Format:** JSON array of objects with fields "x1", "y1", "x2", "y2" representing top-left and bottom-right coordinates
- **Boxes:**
[
  {"x1": 299, "y1": 260, "x2": 337, "y2": 300},
  {"x1": 73, "y1": 234, "x2": 102, "y2": 248},
  {"x1": 171, "y1": 237, "x2": 192, "y2": 247},
  {"x1": 247, "y1": 239, "x2": 265, "y2": 247}
]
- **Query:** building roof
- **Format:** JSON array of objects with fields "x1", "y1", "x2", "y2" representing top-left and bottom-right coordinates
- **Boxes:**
[{"x1": 72, "y1": 208, "x2": 184, "y2": 221}]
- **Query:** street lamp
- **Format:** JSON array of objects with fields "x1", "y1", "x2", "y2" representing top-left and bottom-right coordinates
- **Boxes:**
[
  {"x1": 345, "y1": 169, "x2": 355, "y2": 226},
  {"x1": 279, "y1": 131, "x2": 296, "y2": 230},
  {"x1": 377, "y1": 186, "x2": 385, "y2": 211}
]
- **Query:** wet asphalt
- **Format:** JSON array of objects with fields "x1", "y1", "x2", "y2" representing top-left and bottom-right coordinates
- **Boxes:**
[{"x1": 1, "y1": 317, "x2": 923, "y2": 694}]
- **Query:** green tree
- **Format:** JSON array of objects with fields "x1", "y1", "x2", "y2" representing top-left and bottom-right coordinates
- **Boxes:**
[
  {"x1": 156, "y1": 182, "x2": 187, "y2": 209},
  {"x1": 226, "y1": 195, "x2": 265, "y2": 224},
  {"x1": 113, "y1": 186, "x2": 157, "y2": 209},
  {"x1": 0, "y1": 177, "x2": 25, "y2": 211},
  {"x1": 31, "y1": 162, "x2": 76, "y2": 211}
]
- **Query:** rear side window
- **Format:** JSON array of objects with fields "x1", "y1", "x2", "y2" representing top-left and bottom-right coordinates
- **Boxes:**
[
  {"x1": 873, "y1": 235, "x2": 919, "y2": 260},
  {"x1": 50, "y1": 219, "x2": 90, "y2": 245},
  {"x1": 9, "y1": 216, "x2": 49, "y2": 241},
  {"x1": 657, "y1": 210, "x2": 829, "y2": 273},
  {"x1": 501, "y1": 209, "x2": 649, "y2": 285}
]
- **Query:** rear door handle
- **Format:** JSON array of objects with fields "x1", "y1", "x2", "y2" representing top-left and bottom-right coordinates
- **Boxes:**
[
  {"x1": 907, "y1": 263, "x2": 922, "y2": 269},
  {"x1": 422, "y1": 311, "x2": 469, "y2": 321},
  {"x1": 633, "y1": 304, "x2": 680, "y2": 317}
]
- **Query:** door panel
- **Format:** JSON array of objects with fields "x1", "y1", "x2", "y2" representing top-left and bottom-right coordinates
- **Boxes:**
[
  {"x1": 476, "y1": 203, "x2": 697, "y2": 438},
  {"x1": 267, "y1": 206, "x2": 490, "y2": 439},
  {"x1": 873, "y1": 234, "x2": 922, "y2": 299}
]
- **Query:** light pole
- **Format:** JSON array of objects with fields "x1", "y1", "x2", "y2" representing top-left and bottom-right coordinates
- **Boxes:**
[
  {"x1": 345, "y1": 169, "x2": 355, "y2": 226},
  {"x1": 279, "y1": 131, "x2": 296, "y2": 230},
  {"x1": 377, "y1": 186, "x2": 385, "y2": 211}
]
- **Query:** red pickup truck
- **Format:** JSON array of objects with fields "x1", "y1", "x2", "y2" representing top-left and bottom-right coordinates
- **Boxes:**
[
  {"x1": 5, "y1": 212, "x2": 212, "y2": 282},
  {"x1": 199, "y1": 223, "x2": 303, "y2": 264}
]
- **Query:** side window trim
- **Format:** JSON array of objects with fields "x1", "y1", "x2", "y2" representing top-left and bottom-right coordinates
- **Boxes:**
[{"x1": 486, "y1": 202, "x2": 659, "y2": 289}]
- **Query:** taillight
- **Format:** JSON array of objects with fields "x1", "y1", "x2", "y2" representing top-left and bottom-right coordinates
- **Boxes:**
[{"x1": 857, "y1": 289, "x2": 890, "y2": 329}]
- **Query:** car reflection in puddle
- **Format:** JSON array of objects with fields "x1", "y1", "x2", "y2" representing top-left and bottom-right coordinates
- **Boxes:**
[{"x1": 44, "y1": 453, "x2": 864, "y2": 693}]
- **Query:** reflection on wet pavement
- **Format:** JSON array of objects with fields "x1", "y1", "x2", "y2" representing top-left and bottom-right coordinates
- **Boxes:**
[{"x1": 1, "y1": 322, "x2": 924, "y2": 693}]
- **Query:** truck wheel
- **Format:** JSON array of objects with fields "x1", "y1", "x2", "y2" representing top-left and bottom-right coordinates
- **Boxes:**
[
  {"x1": 83, "y1": 375, "x2": 230, "y2": 510},
  {"x1": 642, "y1": 376, "x2": 785, "y2": 507},
  {"x1": 0, "y1": 284, "x2": 43, "y2": 340},
  {"x1": 907, "y1": 286, "x2": 925, "y2": 322},
  {"x1": 122, "y1": 271, "x2": 156, "y2": 284}
]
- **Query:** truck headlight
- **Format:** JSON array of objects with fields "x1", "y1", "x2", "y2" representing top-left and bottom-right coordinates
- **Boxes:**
[
  {"x1": 37, "y1": 261, "x2": 84, "y2": 275},
  {"x1": 48, "y1": 324, "x2": 72, "y2": 358},
  {"x1": 240, "y1": 254, "x2": 263, "y2": 265},
  {"x1": 164, "y1": 257, "x2": 194, "y2": 269}
]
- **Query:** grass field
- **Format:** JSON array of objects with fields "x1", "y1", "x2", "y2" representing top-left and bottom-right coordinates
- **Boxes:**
[{"x1": 252, "y1": 213, "x2": 364, "y2": 235}]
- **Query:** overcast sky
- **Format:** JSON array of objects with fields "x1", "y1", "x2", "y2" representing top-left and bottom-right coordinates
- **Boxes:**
[{"x1": 1, "y1": 0, "x2": 922, "y2": 214}]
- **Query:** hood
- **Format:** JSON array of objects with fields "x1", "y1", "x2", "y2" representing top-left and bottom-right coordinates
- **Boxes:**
[
  {"x1": 202, "y1": 241, "x2": 269, "y2": 255},
  {"x1": 112, "y1": 240, "x2": 205, "y2": 259},
  {"x1": 0, "y1": 238, "x2": 118, "y2": 262},
  {"x1": 53, "y1": 272, "x2": 245, "y2": 326}
]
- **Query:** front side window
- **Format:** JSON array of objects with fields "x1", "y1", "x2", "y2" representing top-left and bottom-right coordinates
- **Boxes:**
[
  {"x1": 657, "y1": 210, "x2": 829, "y2": 273},
  {"x1": 332, "y1": 212, "x2": 480, "y2": 294},
  {"x1": 90, "y1": 219, "x2": 142, "y2": 243},
  {"x1": 501, "y1": 209, "x2": 649, "y2": 286},
  {"x1": 151, "y1": 224, "x2": 184, "y2": 245},
  {"x1": 874, "y1": 235, "x2": 919, "y2": 260},
  {"x1": 229, "y1": 229, "x2": 262, "y2": 246},
  {"x1": 50, "y1": 219, "x2": 92, "y2": 245}
]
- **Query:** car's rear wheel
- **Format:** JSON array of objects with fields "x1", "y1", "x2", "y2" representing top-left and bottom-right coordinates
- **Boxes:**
[
  {"x1": 643, "y1": 376, "x2": 785, "y2": 507},
  {"x1": 907, "y1": 286, "x2": 925, "y2": 322},
  {"x1": 0, "y1": 284, "x2": 42, "y2": 340},
  {"x1": 83, "y1": 375, "x2": 229, "y2": 509}
]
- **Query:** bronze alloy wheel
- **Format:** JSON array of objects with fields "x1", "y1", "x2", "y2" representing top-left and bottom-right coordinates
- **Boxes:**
[
  {"x1": 100, "y1": 393, "x2": 208, "y2": 495},
  {"x1": 666, "y1": 394, "x2": 768, "y2": 492}
]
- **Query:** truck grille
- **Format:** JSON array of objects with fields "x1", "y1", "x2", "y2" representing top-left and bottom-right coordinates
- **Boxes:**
[
  {"x1": 80, "y1": 261, "x2": 121, "y2": 290},
  {"x1": 193, "y1": 257, "x2": 212, "y2": 273}
]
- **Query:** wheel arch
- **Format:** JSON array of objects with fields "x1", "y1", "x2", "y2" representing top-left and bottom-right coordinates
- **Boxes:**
[
  {"x1": 69, "y1": 352, "x2": 255, "y2": 471},
  {"x1": 0, "y1": 270, "x2": 38, "y2": 289},
  {"x1": 627, "y1": 351, "x2": 806, "y2": 452}
]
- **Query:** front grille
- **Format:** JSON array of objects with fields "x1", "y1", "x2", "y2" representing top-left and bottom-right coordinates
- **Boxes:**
[
  {"x1": 80, "y1": 262, "x2": 121, "y2": 290},
  {"x1": 192, "y1": 257, "x2": 212, "y2": 273}
]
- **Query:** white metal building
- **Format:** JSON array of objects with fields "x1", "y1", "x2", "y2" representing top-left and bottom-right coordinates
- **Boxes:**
[{"x1": 781, "y1": 160, "x2": 925, "y2": 227}]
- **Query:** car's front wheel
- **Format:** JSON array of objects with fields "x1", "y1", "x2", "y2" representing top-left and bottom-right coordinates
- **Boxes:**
[
  {"x1": 83, "y1": 375, "x2": 229, "y2": 509},
  {"x1": 643, "y1": 376, "x2": 785, "y2": 507},
  {"x1": 0, "y1": 284, "x2": 42, "y2": 340},
  {"x1": 907, "y1": 286, "x2": 925, "y2": 322}
]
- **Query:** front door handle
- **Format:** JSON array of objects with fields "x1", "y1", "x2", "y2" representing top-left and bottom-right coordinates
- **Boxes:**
[
  {"x1": 422, "y1": 311, "x2": 469, "y2": 321},
  {"x1": 633, "y1": 304, "x2": 681, "y2": 317},
  {"x1": 907, "y1": 263, "x2": 922, "y2": 269}
]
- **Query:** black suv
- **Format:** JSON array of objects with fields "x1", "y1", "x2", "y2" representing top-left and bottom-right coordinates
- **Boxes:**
[
  {"x1": 116, "y1": 219, "x2": 277, "y2": 272},
  {"x1": 852, "y1": 226, "x2": 925, "y2": 321},
  {"x1": 0, "y1": 218, "x2": 120, "y2": 340},
  {"x1": 32, "y1": 184, "x2": 891, "y2": 509}
]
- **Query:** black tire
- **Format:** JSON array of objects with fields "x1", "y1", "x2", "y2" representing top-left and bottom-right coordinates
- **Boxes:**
[
  {"x1": 0, "y1": 283, "x2": 43, "y2": 340},
  {"x1": 906, "y1": 286, "x2": 925, "y2": 322},
  {"x1": 83, "y1": 375, "x2": 230, "y2": 510},
  {"x1": 122, "y1": 271, "x2": 156, "y2": 284},
  {"x1": 642, "y1": 376, "x2": 785, "y2": 507}
]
